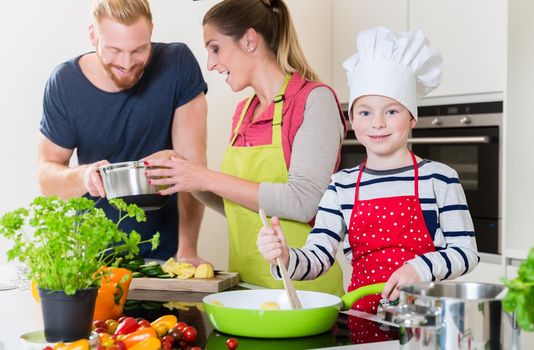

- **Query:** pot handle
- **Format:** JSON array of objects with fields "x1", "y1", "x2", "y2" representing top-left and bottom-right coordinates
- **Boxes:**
[
  {"x1": 341, "y1": 282, "x2": 386, "y2": 310},
  {"x1": 380, "y1": 304, "x2": 441, "y2": 328}
]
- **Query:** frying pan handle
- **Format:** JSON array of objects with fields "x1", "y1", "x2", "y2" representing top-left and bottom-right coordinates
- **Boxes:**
[{"x1": 341, "y1": 282, "x2": 386, "y2": 310}]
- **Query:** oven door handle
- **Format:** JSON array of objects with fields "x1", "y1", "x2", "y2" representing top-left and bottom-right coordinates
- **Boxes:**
[{"x1": 342, "y1": 136, "x2": 489, "y2": 146}]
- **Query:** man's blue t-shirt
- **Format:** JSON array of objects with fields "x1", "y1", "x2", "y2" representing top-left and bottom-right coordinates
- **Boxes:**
[{"x1": 40, "y1": 42, "x2": 208, "y2": 259}]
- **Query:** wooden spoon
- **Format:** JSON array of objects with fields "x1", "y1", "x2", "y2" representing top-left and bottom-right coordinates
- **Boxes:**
[{"x1": 259, "y1": 209, "x2": 303, "y2": 309}]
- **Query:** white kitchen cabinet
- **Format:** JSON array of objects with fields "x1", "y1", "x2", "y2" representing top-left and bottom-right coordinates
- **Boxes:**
[
  {"x1": 408, "y1": 0, "x2": 507, "y2": 97},
  {"x1": 331, "y1": 0, "x2": 506, "y2": 101},
  {"x1": 504, "y1": 0, "x2": 534, "y2": 261},
  {"x1": 331, "y1": 0, "x2": 408, "y2": 103}
]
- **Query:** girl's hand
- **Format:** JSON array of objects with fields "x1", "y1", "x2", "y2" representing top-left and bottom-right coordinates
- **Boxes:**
[
  {"x1": 144, "y1": 157, "x2": 210, "y2": 195},
  {"x1": 256, "y1": 217, "x2": 290, "y2": 268},
  {"x1": 382, "y1": 263, "x2": 421, "y2": 301}
]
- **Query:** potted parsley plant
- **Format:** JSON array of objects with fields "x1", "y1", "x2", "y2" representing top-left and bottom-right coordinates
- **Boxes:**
[{"x1": 0, "y1": 196, "x2": 159, "y2": 342}]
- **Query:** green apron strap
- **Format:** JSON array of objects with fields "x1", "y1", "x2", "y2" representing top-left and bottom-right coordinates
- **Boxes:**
[
  {"x1": 272, "y1": 74, "x2": 291, "y2": 146},
  {"x1": 230, "y1": 74, "x2": 291, "y2": 147},
  {"x1": 229, "y1": 95, "x2": 255, "y2": 146}
]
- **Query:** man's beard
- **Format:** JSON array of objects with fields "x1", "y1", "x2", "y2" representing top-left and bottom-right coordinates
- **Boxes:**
[{"x1": 96, "y1": 50, "x2": 151, "y2": 90}]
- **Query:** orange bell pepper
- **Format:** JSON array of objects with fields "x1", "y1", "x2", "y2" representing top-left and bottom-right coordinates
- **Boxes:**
[
  {"x1": 93, "y1": 266, "x2": 132, "y2": 321},
  {"x1": 121, "y1": 327, "x2": 158, "y2": 348},
  {"x1": 128, "y1": 336, "x2": 161, "y2": 350},
  {"x1": 53, "y1": 339, "x2": 90, "y2": 350}
]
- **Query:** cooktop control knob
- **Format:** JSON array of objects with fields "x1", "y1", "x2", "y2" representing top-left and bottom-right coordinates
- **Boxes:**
[
  {"x1": 431, "y1": 117, "x2": 442, "y2": 126},
  {"x1": 460, "y1": 116, "x2": 472, "y2": 124}
]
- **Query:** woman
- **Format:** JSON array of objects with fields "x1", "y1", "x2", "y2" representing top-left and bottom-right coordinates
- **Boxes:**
[{"x1": 146, "y1": 0, "x2": 345, "y2": 295}]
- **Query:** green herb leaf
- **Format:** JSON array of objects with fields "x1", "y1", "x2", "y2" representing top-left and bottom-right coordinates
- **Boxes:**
[
  {"x1": 0, "y1": 196, "x2": 159, "y2": 295},
  {"x1": 502, "y1": 246, "x2": 534, "y2": 332}
]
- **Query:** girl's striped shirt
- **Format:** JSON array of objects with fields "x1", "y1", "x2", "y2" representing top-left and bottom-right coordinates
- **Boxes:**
[{"x1": 275, "y1": 159, "x2": 480, "y2": 283}]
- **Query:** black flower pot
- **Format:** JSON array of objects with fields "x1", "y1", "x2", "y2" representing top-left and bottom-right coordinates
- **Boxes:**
[{"x1": 38, "y1": 287, "x2": 98, "y2": 342}]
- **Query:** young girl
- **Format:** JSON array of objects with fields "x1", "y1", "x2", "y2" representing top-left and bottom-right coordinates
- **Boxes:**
[{"x1": 257, "y1": 26, "x2": 479, "y2": 341}]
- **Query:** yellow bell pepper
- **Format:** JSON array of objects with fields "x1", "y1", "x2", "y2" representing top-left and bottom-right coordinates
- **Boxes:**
[
  {"x1": 128, "y1": 336, "x2": 161, "y2": 350},
  {"x1": 53, "y1": 339, "x2": 90, "y2": 350},
  {"x1": 150, "y1": 314, "x2": 177, "y2": 330},
  {"x1": 93, "y1": 266, "x2": 132, "y2": 321}
]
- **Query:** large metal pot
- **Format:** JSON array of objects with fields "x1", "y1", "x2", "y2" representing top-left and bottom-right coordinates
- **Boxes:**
[
  {"x1": 380, "y1": 282, "x2": 520, "y2": 350},
  {"x1": 98, "y1": 161, "x2": 170, "y2": 211}
]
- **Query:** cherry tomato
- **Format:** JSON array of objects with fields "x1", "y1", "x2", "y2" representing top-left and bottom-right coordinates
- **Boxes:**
[
  {"x1": 94, "y1": 327, "x2": 108, "y2": 334},
  {"x1": 162, "y1": 335, "x2": 175, "y2": 346},
  {"x1": 226, "y1": 337, "x2": 239, "y2": 350},
  {"x1": 138, "y1": 319, "x2": 151, "y2": 328},
  {"x1": 191, "y1": 347, "x2": 202, "y2": 350},
  {"x1": 174, "y1": 321, "x2": 188, "y2": 332},
  {"x1": 42, "y1": 347, "x2": 53, "y2": 350},
  {"x1": 110, "y1": 340, "x2": 127, "y2": 350},
  {"x1": 154, "y1": 323, "x2": 169, "y2": 337},
  {"x1": 114, "y1": 316, "x2": 139, "y2": 335},
  {"x1": 93, "y1": 320, "x2": 107, "y2": 331},
  {"x1": 168, "y1": 327, "x2": 183, "y2": 342},
  {"x1": 118, "y1": 316, "x2": 128, "y2": 324},
  {"x1": 105, "y1": 319, "x2": 119, "y2": 334},
  {"x1": 182, "y1": 326, "x2": 197, "y2": 343},
  {"x1": 161, "y1": 342, "x2": 173, "y2": 350}
]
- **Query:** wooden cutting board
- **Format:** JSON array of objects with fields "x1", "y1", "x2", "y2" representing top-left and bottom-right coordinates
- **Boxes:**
[{"x1": 130, "y1": 272, "x2": 240, "y2": 293}]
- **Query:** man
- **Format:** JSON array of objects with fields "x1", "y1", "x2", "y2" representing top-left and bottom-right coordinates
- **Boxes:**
[{"x1": 37, "y1": 0, "x2": 208, "y2": 263}]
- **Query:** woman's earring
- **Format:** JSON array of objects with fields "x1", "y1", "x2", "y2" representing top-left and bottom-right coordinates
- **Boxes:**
[{"x1": 248, "y1": 46, "x2": 255, "y2": 53}]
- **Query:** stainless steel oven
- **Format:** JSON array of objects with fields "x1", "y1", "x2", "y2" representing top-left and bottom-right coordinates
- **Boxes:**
[{"x1": 340, "y1": 101, "x2": 502, "y2": 256}]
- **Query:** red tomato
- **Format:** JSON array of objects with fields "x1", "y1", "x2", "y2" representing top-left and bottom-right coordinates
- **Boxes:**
[
  {"x1": 93, "y1": 320, "x2": 107, "y2": 331},
  {"x1": 137, "y1": 319, "x2": 151, "y2": 328},
  {"x1": 118, "y1": 316, "x2": 128, "y2": 324},
  {"x1": 226, "y1": 337, "x2": 239, "y2": 350},
  {"x1": 182, "y1": 326, "x2": 197, "y2": 343},
  {"x1": 42, "y1": 347, "x2": 53, "y2": 350},
  {"x1": 191, "y1": 347, "x2": 202, "y2": 350},
  {"x1": 110, "y1": 341, "x2": 127, "y2": 350},
  {"x1": 114, "y1": 316, "x2": 139, "y2": 335},
  {"x1": 174, "y1": 321, "x2": 188, "y2": 332},
  {"x1": 162, "y1": 335, "x2": 175, "y2": 346}
]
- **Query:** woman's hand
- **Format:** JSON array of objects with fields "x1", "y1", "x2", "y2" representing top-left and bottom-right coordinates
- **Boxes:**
[
  {"x1": 382, "y1": 263, "x2": 421, "y2": 301},
  {"x1": 144, "y1": 157, "x2": 210, "y2": 195},
  {"x1": 142, "y1": 149, "x2": 185, "y2": 161},
  {"x1": 256, "y1": 217, "x2": 290, "y2": 268}
]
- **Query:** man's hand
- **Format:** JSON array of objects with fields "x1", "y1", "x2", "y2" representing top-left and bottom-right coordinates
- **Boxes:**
[
  {"x1": 176, "y1": 251, "x2": 210, "y2": 267},
  {"x1": 83, "y1": 160, "x2": 110, "y2": 197},
  {"x1": 256, "y1": 216, "x2": 290, "y2": 268},
  {"x1": 382, "y1": 263, "x2": 421, "y2": 301}
]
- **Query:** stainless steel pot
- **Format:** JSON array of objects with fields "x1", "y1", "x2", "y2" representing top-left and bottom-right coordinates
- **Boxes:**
[
  {"x1": 98, "y1": 161, "x2": 170, "y2": 211},
  {"x1": 380, "y1": 282, "x2": 520, "y2": 350}
]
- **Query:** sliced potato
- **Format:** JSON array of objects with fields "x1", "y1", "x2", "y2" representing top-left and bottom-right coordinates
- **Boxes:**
[
  {"x1": 260, "y1": 301, "x2": 281, "y2": 310},
  {"x1": 194, "y1": 263, "x2": 215, "y2": 279}
]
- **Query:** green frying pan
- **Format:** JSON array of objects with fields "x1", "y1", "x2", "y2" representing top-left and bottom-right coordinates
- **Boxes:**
[{"x1": 202, "y1": 282, "x2": 386, "y2": 338}]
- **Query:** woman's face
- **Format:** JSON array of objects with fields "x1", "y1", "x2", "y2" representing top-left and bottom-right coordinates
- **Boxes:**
[
  {"x1": 203, "y1": 23, "x2": 252, "y2": 92},
  {"x1": 350, "y1": 95, "x2": 415, "y2": 161}
]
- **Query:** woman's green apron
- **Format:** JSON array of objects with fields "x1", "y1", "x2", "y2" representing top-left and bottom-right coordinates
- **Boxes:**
[{"x1": 220, "y1": 75, "x2": 344, "y2": 296}]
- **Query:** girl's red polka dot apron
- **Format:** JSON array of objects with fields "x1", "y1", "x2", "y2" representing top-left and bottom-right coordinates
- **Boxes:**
[{"x1": 347, "y1": 152, "x2": 436, "y2": 343}]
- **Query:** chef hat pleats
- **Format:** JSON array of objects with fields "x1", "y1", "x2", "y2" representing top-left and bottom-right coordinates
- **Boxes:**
[{"x1": 343, "y1": 26, "x2": 442, "y2": 120}]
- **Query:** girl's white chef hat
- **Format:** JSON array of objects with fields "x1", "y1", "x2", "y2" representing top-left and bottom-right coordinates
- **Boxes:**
[{"x1": 343, "y1": 26, "x2": 442, "y2": 120}]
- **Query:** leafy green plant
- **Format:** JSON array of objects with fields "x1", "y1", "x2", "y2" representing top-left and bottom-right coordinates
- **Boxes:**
[
  {"x1": 0, "y1": 196, "x2": 159, "y2": 295},
  {"x1": 502, "y1": 247, "x2": 534, "y2": 331}
]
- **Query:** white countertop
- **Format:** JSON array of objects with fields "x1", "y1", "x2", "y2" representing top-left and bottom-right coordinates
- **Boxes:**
[
  {"x1": 0, "y1": 288, "x2": 43, "y2": 349},
  {"x1": 0, "y1": 264, "x2": 399, "y2": 350}
]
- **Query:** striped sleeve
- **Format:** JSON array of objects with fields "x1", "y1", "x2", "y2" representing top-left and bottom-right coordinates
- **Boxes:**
[
  {"x1": 407, "y1": 166, "x2": 479, "y2": 282},
  {"x1": 283, "y1": 177, "x2": 347, "y2": 280}
]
